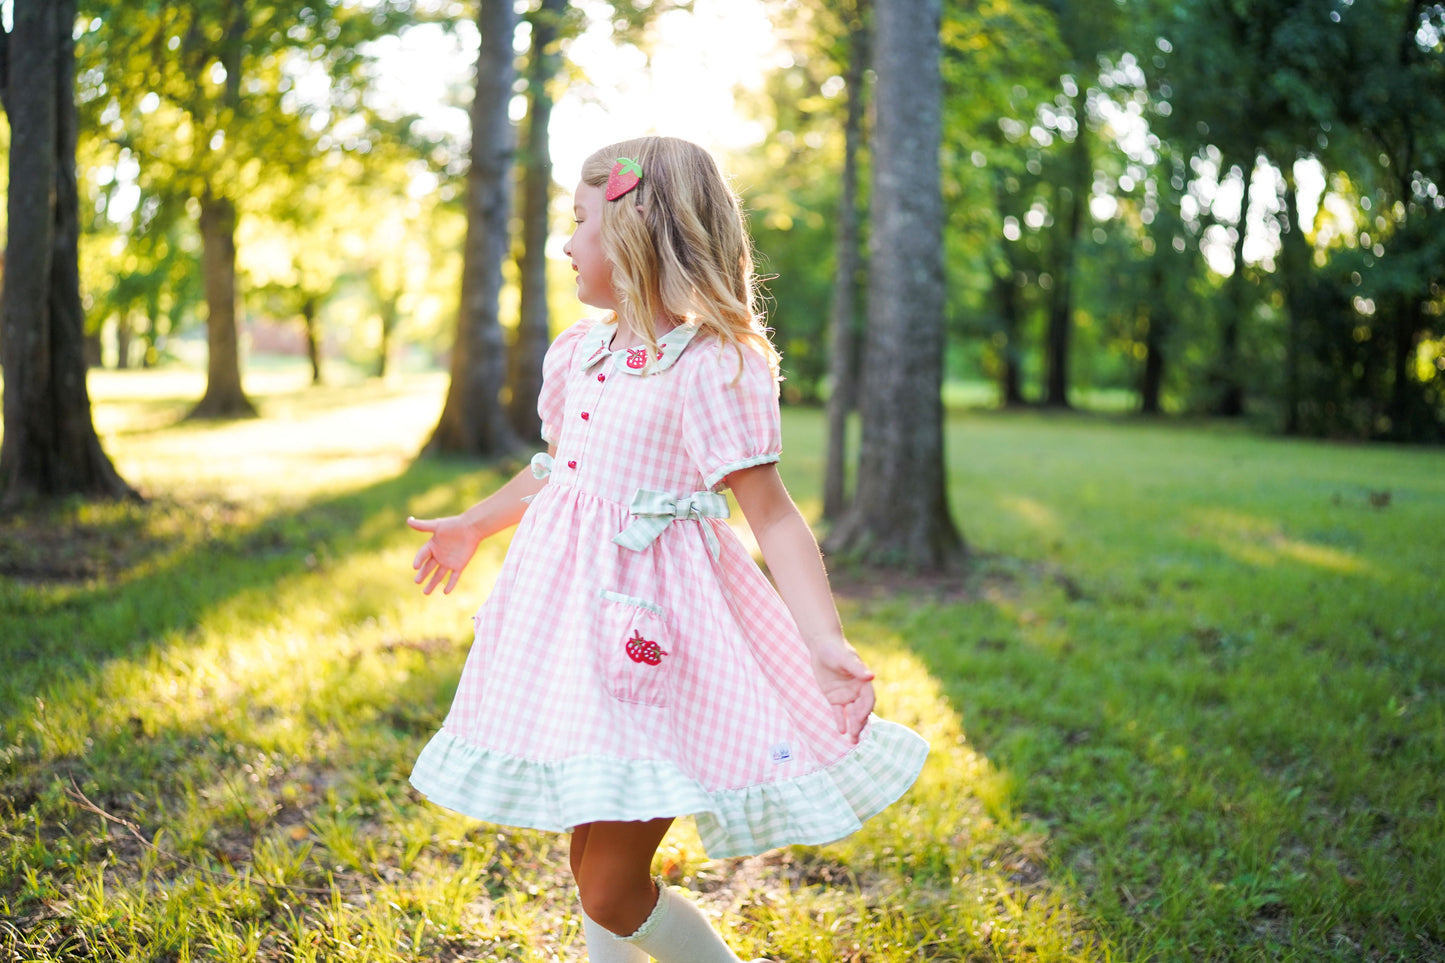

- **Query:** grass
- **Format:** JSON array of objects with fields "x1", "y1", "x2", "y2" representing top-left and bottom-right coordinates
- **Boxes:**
[{"x1": 2, "y1": 360, "x2": 1442, "y2": 962}]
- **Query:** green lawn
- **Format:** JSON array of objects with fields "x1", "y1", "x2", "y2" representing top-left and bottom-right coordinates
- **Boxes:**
[{"x1": 2, "y1": 364, "x2": 1442, "y2": 962}]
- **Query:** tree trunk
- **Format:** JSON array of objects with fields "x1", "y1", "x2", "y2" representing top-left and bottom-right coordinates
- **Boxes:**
[
  {"x1": 824, "y1": 0, "x2": 962, "y2": 571},
  {"x1": 992, "y1": 172, "x2": 1026, "y2": 407},
  {"x1": 427, "y1": 0, "x2": 520, "y2": 457},
  {"x1": 993, "y1": 268, "x2": 1026, "y2": 406},
  {"x1": 822, "y1": 0, "x2": 869, "y2": 522},
  {"x1": 141, "y1": 314, "x2": 160, "y2": 368},
  {"x1": 82, "y1": 329, "x2": 102, "y2": 368},
  {"x1": 1279, "y1": 165, "x2": 1311, "y2": 435},
  {"x1": 0, "y1": 0, "x2": 136, "y2": 508},
  {"x1": 507, "y1": 0, "x2": 565, "y2": 443},
  {"x1": 1387, "y1": 294, "x2": 1423, "y2": 437},
  {"x1": 1139, "y1": 305, "x2": 1167, "y2": 414},
  {"x1": 1043, "y1": 86, "x2": 1088, "y2": 409},
  {"x1": 190, "y1": 191, "x2": 256, "y2": 418},
  {"x1": 115, "y1": 313, "x2": 133, "y2": 369},
  {"x1": 1212, "y1": 156, "x2": 1253, "y2": 418},
  {"x1": 376, "y1": 291, "x2": 399, "y2": 379},
  {"x1": 302, "y1": 295, "x2": 322, "y2": 385}
]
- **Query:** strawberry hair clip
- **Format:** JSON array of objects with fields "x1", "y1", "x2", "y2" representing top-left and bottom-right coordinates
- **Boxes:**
[{"x1": 605, "y1": 157, "x2": 643, "y2": 201}]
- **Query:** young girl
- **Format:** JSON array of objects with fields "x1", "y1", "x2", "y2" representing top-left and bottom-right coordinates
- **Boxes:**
[{"x1": 406, "y1": 136, "x2": 929, "y2": 962}]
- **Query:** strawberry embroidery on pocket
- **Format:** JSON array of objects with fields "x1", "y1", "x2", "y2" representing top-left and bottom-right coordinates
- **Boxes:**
[{"x1": 625, "y1": 629, "x2": 667, "y2": 666}]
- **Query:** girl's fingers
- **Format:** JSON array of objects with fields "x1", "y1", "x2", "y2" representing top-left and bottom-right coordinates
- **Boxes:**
[
  {"x1": 407, "y1": 516, "x2": 438, "y2": 532},
  {"x1": 444, "y1": 570, "x2": 461, "y2": 595},
  {"x1": 846, "y1": 684, "x2": 875, "y2": 742}
]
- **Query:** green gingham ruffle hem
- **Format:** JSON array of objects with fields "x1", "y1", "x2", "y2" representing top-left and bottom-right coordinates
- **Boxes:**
[{"x1": 409, "y1": 717, "x2": 929, "y2": 859}]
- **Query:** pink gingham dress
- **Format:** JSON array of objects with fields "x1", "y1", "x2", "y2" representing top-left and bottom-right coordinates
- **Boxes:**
[{"x1": 409, "y1": 319, "x2": 928, "y2": 857}]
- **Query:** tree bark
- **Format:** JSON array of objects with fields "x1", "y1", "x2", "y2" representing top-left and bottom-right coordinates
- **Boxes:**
[
  {"x1": 994, "y1": 268, "x2": 1027, "y2": 406},
  {"x1": 1139, "y1": 301, "x2": 1167, "y2": 415},
  {"x1": 376, "y1": 291, "x2": 399, "y2": 379},
  {"x1": 824, "y1": 0, "x2": 962, "y2": 570},
  {"x1": 302, "y1": 295, "x2": 321, "y2": 386},
  {"x1": 186, "y1": 3, "x2": 255, "y2": 420},
  {"x1": 1387, "y1": 293, "x2": 1423, "y2": 437},
  {"x1": 822, "y1": 0, "x2": 869, "y2": 522},
  {"x1": 0, "y1": 0, "x2": 136, "y2": 508},
  {"x1": 189, "y1": 191, "x2": 256, "y2": 418},
  {"x1": 507, "y1": 0, "x2": 566, "y2": 443},
  {"x1": 992, "y1": 171, "x2": 1027, "y2": 407},
  {"x1": 115, "y1": 313, "x2": 133, "y2": 369},
  {"x1": 428, "y1": 0, "x2": 521, "y2": 457},
  {"x1": 1279, "y1": 165, "x2": 1310, "y2": 435},
  {"x1": 1212, "y1": 155, "x2": 1253, "y2": 418},
  {"x1": 1043, "y1": 85, "x2": 1088, "y2": 409}
]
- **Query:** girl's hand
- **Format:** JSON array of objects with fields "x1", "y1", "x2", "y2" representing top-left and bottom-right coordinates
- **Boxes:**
[
  {"x1": 810, "y1": 641, "x2": 876, "y2": 744},
  {"x1": 407, "y1": 515, "x2": 483, "y2": 595}
]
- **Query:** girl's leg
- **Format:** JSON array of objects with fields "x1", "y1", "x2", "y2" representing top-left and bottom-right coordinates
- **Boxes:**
[
  {"x1": 571, "y1": 818, "x2": 673, "y2": 936},
  {"x1": 572, "y1": 819, "x2": 759, "y2": 963},
  {"x1": 570, "y1": 824, "x2": 651, "y2": 963}
]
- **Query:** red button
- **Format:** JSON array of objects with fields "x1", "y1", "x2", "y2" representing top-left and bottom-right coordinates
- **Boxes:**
[
  {"x1": 597, "y1": 373, "x2": 606, "y2": 382},
  {"x1": 580, "y1": 412, "x2": 590, "y2": 420},
  {"x1": 567, "y1": 460, "x2": 577, "y2": 469}
]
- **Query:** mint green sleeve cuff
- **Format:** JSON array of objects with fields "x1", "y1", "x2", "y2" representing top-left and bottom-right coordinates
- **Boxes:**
[{"x1": 703, "y1": 451, "x2": 781, "y2": 492}]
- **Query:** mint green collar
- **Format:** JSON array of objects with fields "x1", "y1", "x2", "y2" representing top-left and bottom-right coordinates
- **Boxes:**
[{"x1": 577, "y1": 320, "x2": 702, "y2": 376}]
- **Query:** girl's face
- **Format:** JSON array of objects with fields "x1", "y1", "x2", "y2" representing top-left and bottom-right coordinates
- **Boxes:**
[{"x1": 563, "y1": 182, "x2": 616, "y2": 311}]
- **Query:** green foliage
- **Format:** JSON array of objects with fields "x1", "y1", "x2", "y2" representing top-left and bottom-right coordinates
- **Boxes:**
[
  {"x1": 735, "y1": 0, "x2": 1445, "y2": 434},
  {"x1": 1, "y1": 375, "x2": 1442, "y2": 961},
  {"x1": 730, "y1": 3, "x2": 862, "y2": 399},
  {"x1": 69, "y1": 1, "x2": 458, "y2": 369}
]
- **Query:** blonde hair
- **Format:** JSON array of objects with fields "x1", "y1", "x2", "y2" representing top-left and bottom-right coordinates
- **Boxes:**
[{"x1": 580, "y1": 136, "x2": 779, "y2": 375}]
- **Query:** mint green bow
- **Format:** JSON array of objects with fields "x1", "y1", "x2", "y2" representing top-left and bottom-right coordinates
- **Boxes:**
[
  {"x1": 530, "y1": 452, "x2": 554, "y2": 479},
  {"x1": 613, "y1": 488, "x2": 731, "y2": 558}
]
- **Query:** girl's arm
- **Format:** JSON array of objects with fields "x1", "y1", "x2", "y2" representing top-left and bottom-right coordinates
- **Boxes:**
[
  {"x1": 407, "y1": 445, "x2": 556, "y2": 595},
  {"x1": 726, "y1": 463, "x2": 876, "y2": 743}
]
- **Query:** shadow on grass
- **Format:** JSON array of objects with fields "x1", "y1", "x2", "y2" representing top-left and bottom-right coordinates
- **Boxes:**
[
  {"x1": 0, "y1": 451, "x2": 538, "y2": 953},
  {"x1": 859, "y1": 534, "x2": 1445, "y2": 962},
  {"x1": 0, "y1": 456, "x2": 480, "y2": 711}
]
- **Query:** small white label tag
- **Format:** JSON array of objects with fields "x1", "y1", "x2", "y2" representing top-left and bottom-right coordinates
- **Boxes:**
[{"x1": 769, "y1": 742, "x2": 793, "y2": 764}]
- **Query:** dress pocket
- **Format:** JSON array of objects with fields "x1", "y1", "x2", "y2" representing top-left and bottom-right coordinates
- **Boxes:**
[{"x1": 596, "y1": 591, "x2": 673, "y2": 707}]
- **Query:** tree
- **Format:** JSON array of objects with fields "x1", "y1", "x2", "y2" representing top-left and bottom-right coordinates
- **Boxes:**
[
  {"x1": 78, "y1": 1, "x2": 419, "y2": 418},
  {"x1": 0, "y1": 0, "x2": 136, "y2": 507},
  {"x1": 825, "y1": 0, "x2": 963, "y2": 569},
  {"x1": 822, "y1": 0, "x2": 869, "y2": 522},
  {"x1": 507, "y1": 0, "x2": 570, "y2": 442},
  {"x1": 1152, "y1": 0, "x2": 1299, "y2": 417},
  {"x1": 426, "y1": 0, "x2": 522, "y2": 456},
  {"x1": 1334, "y1": 0, "x2": 1445, "y2": 439},
  {"x1": 937, "y1": 0, "x2": 1066, "y2": 409},
  {"x1": 1034, "y1": 0, "x2": 1123, "y2": 408}
]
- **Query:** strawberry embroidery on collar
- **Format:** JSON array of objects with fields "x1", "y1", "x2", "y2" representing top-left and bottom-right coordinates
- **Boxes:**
[{"x1": 577, "y1": 320, "x2": 701, "y2": 376}]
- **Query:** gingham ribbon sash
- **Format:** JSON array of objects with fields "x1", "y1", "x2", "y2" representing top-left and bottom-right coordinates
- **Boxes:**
[{"x1": 613, "y1": 488, "x2": 730, "y2": 558}]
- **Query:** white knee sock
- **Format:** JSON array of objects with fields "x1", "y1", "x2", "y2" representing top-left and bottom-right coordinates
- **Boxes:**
[
  {"x1": 581, "y1": 908, "x2": 649, "y2": 963},
  {"x1": 618, "y1": 882, "x2": 755, "y2": 963}
]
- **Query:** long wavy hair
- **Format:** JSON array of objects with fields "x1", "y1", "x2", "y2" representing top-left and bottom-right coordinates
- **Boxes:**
[{"x1": 579, "y1": 136, "x2": 779, "y2": 376}]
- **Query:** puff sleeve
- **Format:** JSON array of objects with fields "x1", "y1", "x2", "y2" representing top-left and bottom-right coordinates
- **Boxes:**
[
  {"x1": 682, "y1": 341, "x2": 783, "y2": 491},
  {"x1": 536, "y1": 320, "x2": 594, "y2": 445}
]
